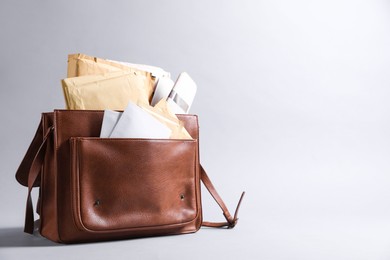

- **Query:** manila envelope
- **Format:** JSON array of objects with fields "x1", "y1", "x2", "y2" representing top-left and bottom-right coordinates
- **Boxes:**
[
  {"x1": 139, "y1": 99, "x2": 192, "y2": 139},
  {"x1": 67, "y1": 54, "x2": 169, "y2": 106},
  {"x1": 62, "y1": 71, "x2": 152, "y2": 110}
]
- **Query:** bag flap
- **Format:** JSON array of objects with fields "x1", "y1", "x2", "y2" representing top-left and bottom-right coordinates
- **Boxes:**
[{"x1": 70, "y1": 137, "x2": 200, "y2": 231}]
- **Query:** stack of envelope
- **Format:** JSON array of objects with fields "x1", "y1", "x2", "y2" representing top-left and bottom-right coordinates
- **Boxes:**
[
  {"x1": 101, "y1": 102, "x2": 171, "y2": 139},
  {"x1": 61, "y1": 53, "x2": 192, "y2": 139},
  {"x1": 64, "y1": 53, "x2": 170, "y2": 108}
]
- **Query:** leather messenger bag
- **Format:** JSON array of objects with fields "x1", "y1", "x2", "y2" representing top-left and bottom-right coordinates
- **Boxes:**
[{"x1": 15, "y1": 110, "x2": 245, "y2": 243}]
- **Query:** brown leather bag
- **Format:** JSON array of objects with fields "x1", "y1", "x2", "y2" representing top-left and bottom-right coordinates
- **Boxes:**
[{"x1": 15, "y1": 110, "x2": 244, "y2": 243}]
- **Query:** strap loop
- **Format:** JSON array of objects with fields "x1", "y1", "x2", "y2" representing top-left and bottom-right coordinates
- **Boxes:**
[
  {"x1": 200, "y1": 165, "x2": 245, "y2": 229},
  {"x1": 228, "y1": 191, "x2": 245, "y2": 228}
]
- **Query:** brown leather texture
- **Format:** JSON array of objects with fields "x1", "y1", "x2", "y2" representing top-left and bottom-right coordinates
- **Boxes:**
[
  {"x1": 70, "y1": 138, "x2": 199, "y2": 231},
  {"x1": 16, "y1": 110, "x2": 243, "y2": 244}
]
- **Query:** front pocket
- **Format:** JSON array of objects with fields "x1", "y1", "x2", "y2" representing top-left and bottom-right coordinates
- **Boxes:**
[{"x1": 70, "y1": 138, "x2": 199, "y2": 233}]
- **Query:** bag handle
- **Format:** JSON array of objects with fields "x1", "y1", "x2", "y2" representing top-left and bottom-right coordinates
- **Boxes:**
[
  {"x1": 18, "y1": 126, "x2": 244, "y2": 233},
  {"x1": 200, "y1": 166, "x2": 245, "y2": 228},
  {"x1": 23, "y1": 126, "x2": 54, "y2": 234},
  {"x1": 16, "y1": 119, "x2": 44, "y2": 187}
]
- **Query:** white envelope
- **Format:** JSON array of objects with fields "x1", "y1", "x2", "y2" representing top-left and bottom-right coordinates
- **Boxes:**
[
  {"x1": 100, "y1": 110, "x2": 122, "y2": 138},
  {"x1": 109, "y1": 102, "x2": 172, "y2": 139},
  {"x1": 107, "y1": 59, "x2": 171, "y2": 79},
  {"x1": 151, "y1": 77, "x2": 175, "y2": 106},
  {"x1": 168, "y1": 72, "x2": 197, "y2": 114}
]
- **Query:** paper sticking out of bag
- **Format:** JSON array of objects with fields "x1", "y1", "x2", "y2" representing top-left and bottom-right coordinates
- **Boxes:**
[
  {"x1": 150, "y1": 72, "x2": 197, "y2": 114},
  {"x1": 105, "y1": 102, "x2": 171, "y2": 139},
  {"x1": 167, "y1": 72, "x2": 197, "y2": 114},
  {"x1": 106, "y1": 59, "x2": 171, "y2": 79},
  {"x1": 64, "y1": 53, "x2": 192, "y2": 139},
  {"x1": 67, "y1": 53, "x2": 171, "y2": 105},
  {"x1": 100, "y1": 110, "x2": 122, "y2": 138},
  {"x1": 62, "y1": 71, "x2": 152, "y2": 110},
  {"x1": 140, "y1": 99, "x2": 192, "y2": 139},
  {"x1": 151, "y1": 77, "x2": 175, "y2": 106},
  {"x1": 100, "y1": 100, "x2": 192, "y2": 139},
  {"x1": 68, "y1": 53, "x2": 170, "y2": 78}
]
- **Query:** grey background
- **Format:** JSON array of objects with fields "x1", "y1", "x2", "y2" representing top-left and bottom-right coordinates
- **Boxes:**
[{"x1": 1, "y1": 0, "x2": 390, "y2": 259}]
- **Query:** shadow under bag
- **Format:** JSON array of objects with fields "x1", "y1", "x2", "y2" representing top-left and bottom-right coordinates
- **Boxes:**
[{"x1": 15, "y1": 110, "x2": 244, "y2": 244}]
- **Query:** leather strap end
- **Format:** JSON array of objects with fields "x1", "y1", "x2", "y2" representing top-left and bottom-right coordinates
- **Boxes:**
[
  {"x1": 227, "y1": 191, "x2": 245, "y2": 229},
  {"x1": 200, "y1": 165, "x2": 246, "y2": 229},
  {"x1": 24, "y1": 193, "x2": 34, "y2": 234}
]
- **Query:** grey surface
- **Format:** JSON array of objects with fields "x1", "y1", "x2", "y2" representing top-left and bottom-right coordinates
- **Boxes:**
[{"x1": 1, "y1": 0, "x2": 390, "y2": 259}]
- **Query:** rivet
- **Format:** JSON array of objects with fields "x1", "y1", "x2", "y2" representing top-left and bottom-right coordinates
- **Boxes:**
[
  {"x1": 180, "y1": 194, "x2": 185, "y2": 200},
  {"x1": 94, "y1": 200, "x2": 100, "y2": 207}
]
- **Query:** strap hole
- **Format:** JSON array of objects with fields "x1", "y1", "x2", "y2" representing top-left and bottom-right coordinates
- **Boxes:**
[{"x1": 94, "y1": 199, "x2": 101, "y2": 207}]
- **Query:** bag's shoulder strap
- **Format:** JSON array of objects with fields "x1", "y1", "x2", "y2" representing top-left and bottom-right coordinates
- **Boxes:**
[
  {"x1": 22, "y1": 126, "x2": 54, "y2": 233},
  {"x1": 200, "y1": 166, "x2": 245, "y2": 228},
  {"x1": 18, "y1": 125, "x2": 245, "y2": 233},
  {"x1": 16, "y1": 117, "x2": 45, "y2": 187}
]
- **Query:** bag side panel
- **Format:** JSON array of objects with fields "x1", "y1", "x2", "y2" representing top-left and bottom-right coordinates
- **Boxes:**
[
  {"x1": 55, "y1": 110, "x2": 106, "y2": 242},
  {"x1": 39, "y1": 112, "x2": 61, "y2": 242},
  {"x1": 177, "y1": 114, "x2": 199, "y2": 140}
]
